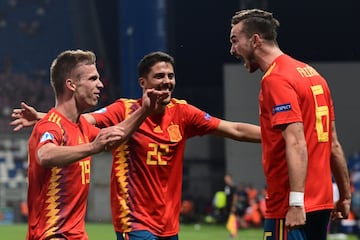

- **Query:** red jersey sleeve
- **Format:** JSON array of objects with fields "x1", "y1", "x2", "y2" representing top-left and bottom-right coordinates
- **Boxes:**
[
  {"x1": 182, "y1": 103, "x2": 221, "y2": 138},
  {"x1": 90, "y1": 99, "x2": 131, "y2": 128},
  {"x1": 262, "y1": 74, "x2": 303, "y2": 128},
  {"x1": 34, "y1": 120, "x2": 64, "y2": 149}
]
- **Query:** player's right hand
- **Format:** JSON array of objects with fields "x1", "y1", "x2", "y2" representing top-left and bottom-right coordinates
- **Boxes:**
[
  {"x1": 142, "y1": 89, "x2": 170, "y2": 113},
  {"x1": 285, "y1": 206, "x2": 306, "y2": 230},
  {"x1": 91, "y1": 125, "x2": 125, "y2": 153},
  {"x1": 10, "y1": 102, "x2": 39, "y2": 131}
]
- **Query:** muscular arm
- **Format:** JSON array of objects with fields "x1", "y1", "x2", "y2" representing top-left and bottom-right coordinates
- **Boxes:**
[
  {"x1": 34, "y1": 89, "x2": 169, "y2": 167},
  {"x1": 281, "y1": 122, "x2": 307, "y2": 228},
  {"x1": 330, "y1": 121, "x2": 351, "y2": 199},
  {"x1": 82, "y1": 106, "x2": 148, "y2": 140},
  {"x1": 212, "y1": 120, "x2": 261, "y2": 143},
  {"x1": 281, "y1": 122, "x2": 308, "y2": 193},
  {"x1": 37, "y1": 109, "x2": 148, "y2": 168},
  {"x1": 38, "y1": 125, "x2": 124, "y2": 167},
  {"x1": 330, "y1": 121, "x2": 351, "y2": 218},
  {"x1": 84, "y1": 89, "x2": 169, "y2": 143}
]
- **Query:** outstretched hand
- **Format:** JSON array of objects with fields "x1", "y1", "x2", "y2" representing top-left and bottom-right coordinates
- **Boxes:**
[
  {"x1": 142, "y1": 89, "x2": 170, "y2": 113},
  {"x1": 10, "y1": 102, "x2": 39, "y2": 131}
]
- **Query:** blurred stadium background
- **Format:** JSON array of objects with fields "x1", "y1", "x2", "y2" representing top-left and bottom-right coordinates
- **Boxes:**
[{"x1": 0, "y1": 0, "x2": 360, "y2": 238}]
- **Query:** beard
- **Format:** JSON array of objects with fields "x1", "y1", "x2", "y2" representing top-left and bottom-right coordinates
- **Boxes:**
[
  {"x1": 245, "y1": 51, "x2": 259, "y2": 73},
  {"x1": 248, "y1": 61, "x2": 260, "y2": 73}
]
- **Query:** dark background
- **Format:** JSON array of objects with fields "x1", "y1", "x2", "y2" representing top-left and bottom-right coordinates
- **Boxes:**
[{"x1": 94, "y1": 0, "x2": 360, "y2": 117}]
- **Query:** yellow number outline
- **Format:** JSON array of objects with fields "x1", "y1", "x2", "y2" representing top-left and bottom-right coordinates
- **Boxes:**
[
  {"x1": 79, "y1": 160, "x2": 90, "y2": 184},
  {"x1": 310, "y1": 85, "x2": 329, "y2": 142},
  {"x1": 147, "y1": 143, "x2": 169, "y2": 165}
]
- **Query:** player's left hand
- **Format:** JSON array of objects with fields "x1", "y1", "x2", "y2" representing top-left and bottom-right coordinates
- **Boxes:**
[{"x1": 331, "y1": 198, "x2": 351, "y2": 220}]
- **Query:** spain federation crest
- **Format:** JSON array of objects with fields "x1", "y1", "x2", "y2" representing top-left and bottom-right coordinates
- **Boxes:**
[{"x1": 167, "y1": 124, "x2": 182, "y2": 142}]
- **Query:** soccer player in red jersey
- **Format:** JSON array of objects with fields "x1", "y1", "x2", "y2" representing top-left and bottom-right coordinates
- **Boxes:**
[
  {"x1": 88, "y1": 51, "x2": 261, "y2": 240},
  {"x1": 229, "y1": 9, "x2": 351, "y2": 240},
  {"x1": 12, "y1": 51, "x2": 261, "y2": 240},
  {"x1": 24, "y1": 50, "x2": 168, "y2": 240}
]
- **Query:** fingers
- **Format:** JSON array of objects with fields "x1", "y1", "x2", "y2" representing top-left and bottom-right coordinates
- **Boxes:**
[
  {"x1": 102, "y1": 138, "x2": 122, "y2": 152},
  {"x1": 146, "y1": 89, "x2": 170, "y2": 106},
  {"x1": 104, "y1": 139, "x2": 120, "y2": 151},
  {"x1": 156, "y1": 92, "x2": 170, "y2": 103},
  {"x1": 12, "y1": 124, "x2": 23, "y2": 132},
  {"x1": 21, "y1": 102, "x2": 32, "y2": 111},
  {"x1": 147, "y1": 89, "x2": 170, "y2": 98},
  {"x1": 10, "y1": 107, "x2": 25, "y2": 131},
  {"x1": 96, "y1": 126, "x2": 125, "y2": 152},
  {"x1": 285, "y1": 207, "x2": 306, "y2": 230},
  {"x1": 10, "y1": 119, "x2": 21, "y2": 126},
  {"x1": 331, "y1": 210, "x2": 346, "y2": 220},
  {"x1": 286, "y1": 221, "x2": 306, "y2": 229},
  {"x1": 11, "y1": 109, "x2": 24, "y2": 117},
  {"x1": 103, "y1": 128, "x2": 124, "y2": 141},
  {"x1": 331, "y1": 200, "x2": 351, "y2": 221},
  {"x1": 285, "y1": 217, "x2": 306, "y2": 230},
  {"x1": 12, "y1": 102, "x2": 30, "y2": 116},
  {"x1": 9, "y1": 119, "x2": 23, "y2": 132},
  {"x1": 12, "y1": 102, "x2": 31, "y2": 117}
]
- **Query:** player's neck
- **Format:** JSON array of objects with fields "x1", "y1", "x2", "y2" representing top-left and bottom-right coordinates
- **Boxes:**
[
  {"x1": 55, "y1": 99, "x2": 82, "y2": 123},
  {"x1": 257, "y1": 45, "x2": 283, "y2": 72}
]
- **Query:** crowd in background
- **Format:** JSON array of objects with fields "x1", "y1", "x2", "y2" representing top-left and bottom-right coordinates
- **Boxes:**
[
  {"x1": 0, "y1": 0, "x2": 115, "y2": 133},
  {"x1": 0, "y1": 57, "x2": 53, "y2": 126}
]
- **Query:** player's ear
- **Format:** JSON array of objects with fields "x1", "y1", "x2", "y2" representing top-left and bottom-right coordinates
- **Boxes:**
[
  {"x1": 66, "y1": 79, "x2": 76, "y2": 91},
  {"x1": 252, "y1": 34, "x2": 262, "y2": 47},
  {"x1": 139, "y1": 77, "x2": 145, "y2": 88}
]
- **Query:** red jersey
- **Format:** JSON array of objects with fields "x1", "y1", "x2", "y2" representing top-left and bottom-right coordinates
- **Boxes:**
[
  {"x1": 91, "y1": 98, "x2": 220, "y2": 236},
  {"x1": 259, "y1": 54, "x2": 335, "y2": 218},
  {"x1": 27, "y1": 108, "x2": 99, "y2": 240}
]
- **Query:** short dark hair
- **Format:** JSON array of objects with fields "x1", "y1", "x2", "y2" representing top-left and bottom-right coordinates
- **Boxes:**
[
  {"x1": 138, "y1": 51, "x2": 175, "y2": 78},
  {"x1": 231, "y1": 9, "x2": 280, "y2": 41}
]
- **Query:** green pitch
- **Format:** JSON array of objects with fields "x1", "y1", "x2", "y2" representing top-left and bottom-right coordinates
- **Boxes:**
[{"x1": 0, "y1": 223, "x2": 357, "y2": 240}]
